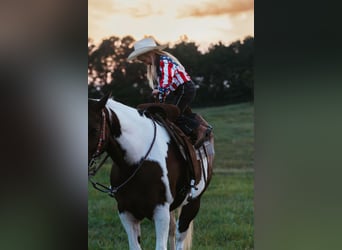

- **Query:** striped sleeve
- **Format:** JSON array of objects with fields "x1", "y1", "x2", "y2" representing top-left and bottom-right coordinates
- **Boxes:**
[{"x1": 158, "y1": 58, "x2": 175, "y2": 94}]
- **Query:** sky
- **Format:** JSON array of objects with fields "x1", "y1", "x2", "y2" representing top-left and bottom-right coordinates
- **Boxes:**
[{"x1": 88, "y1": 0, "x2": 254, "y2": 52}]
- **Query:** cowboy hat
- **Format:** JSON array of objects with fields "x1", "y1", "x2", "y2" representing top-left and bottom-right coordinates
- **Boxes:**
[{"x1": 127, "y1": 37, "x2": 167, "y2": 61}]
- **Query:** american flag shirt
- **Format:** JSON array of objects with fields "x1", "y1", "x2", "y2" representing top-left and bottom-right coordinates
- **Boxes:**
[{"x1": 156, "y1": 55, "x2": 191, "y2": 96}]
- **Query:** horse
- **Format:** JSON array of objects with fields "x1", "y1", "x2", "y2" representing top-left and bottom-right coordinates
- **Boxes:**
[{"x1": 88, "y1": 92, "x2": 215, "y2": 250}]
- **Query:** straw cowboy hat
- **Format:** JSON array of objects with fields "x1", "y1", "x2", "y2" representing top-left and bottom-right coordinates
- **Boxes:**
[{"x1": 127, "y1": 37, "x2": 167, "y2": 61}]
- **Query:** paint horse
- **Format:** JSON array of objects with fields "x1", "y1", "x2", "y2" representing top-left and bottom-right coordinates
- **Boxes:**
[{"x1": 88, "y1": 93, "x2": 214, "y2": 250}]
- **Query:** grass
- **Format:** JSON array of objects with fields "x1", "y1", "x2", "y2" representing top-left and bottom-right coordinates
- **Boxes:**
[
  {"x1": 194, "y1": 102, "x2": 254, "y2": 171},
  {"x1": 88, "y1": 102, "x2": 254, "y2": 249}
]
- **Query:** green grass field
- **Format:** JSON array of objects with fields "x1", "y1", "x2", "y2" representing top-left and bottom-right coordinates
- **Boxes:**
[
  {"x1": 89, "y1": 102, "x2": 254, "y2": 249},
  {"x1": 195, "y1": 103, "x2": 254, "y2": 172}
]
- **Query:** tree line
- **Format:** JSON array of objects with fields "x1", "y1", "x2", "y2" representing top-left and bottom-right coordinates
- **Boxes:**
[{"x1": 88, "y1": 35, "x2": 253, "y2": 107}]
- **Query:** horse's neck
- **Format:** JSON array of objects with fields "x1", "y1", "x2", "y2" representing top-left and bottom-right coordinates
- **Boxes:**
[
  {"x1": 106, "y1": 100, "x2": 149, "y2": 135},
  {"x1": 107, "y1": 137, "x2": 125, "y2": 166},
  {"x1": 106, "y1": 100, "x2": 156, "y2": 166}
]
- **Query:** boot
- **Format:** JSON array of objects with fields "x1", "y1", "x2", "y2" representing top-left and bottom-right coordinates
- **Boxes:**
[
  {"x1": 175, "y1": 115, "x2": 193, "y2": 135},
  {"x1": 193, "y1": 125, "x2": 211, "y2": 149}
]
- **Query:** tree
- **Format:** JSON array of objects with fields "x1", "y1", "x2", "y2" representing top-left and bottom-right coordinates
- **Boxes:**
[
  {"x1": 88, "y1": 35, "x2": 254, "y2": 107},
  {"x1": 167, "y1": 41, "x2": 202, "y2": 77}
]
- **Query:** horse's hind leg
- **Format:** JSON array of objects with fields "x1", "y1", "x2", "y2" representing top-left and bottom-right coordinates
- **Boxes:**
[
  {"x1": 153, "y1": 204, "x2": 170, "y2": 250},
  {"x1": 119, "y1": 211, "x2": 142, "y2": 250},
  {"x1": 169, "y1": 210, "x2": 176, "y2": 250},
  {"x1": 176, "y1": 199, "x2": 201, "y2": 250}
]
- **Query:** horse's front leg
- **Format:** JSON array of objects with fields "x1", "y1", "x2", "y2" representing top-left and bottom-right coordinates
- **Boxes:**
[
  {"x1": 153, "y1": 204, "x2": 170, "y2": 250},
  {"x1": 119, "y1": 211, "x2": 142, "y2": 250}
]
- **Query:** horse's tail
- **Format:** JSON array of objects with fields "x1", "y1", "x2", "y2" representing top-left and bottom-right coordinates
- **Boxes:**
[
  {"x1": 169, "y1": 211, "x2": 176, "y2": 250},
  {"x1": 183, "y1": 221, "x2": 193, "y2": 250}
]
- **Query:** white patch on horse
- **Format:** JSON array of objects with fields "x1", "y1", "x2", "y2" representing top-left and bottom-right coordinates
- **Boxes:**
[
  {"x1": 153, "y1": 204, "x2": 170, "y2": 250},
  {"x1": 149, "y1": 123, "x2": 174, "y2": 203},
  {"x1": 106, "y1": 99, "x2": 173, "y2": 203},
  {"x1": 119, "y1": 211, "x2": 142, "y2": 250},
  {"x1": 106, "y1": 100, "x2": 155, "y2": 164}
]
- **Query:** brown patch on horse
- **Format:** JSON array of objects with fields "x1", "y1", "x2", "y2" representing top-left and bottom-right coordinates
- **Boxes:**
[
  {"x1": 166, "y1": 123, "x2": 202, "y2": 185},
  {"x1": 112, "y1": 161, "x2": 166, "y2": 220},
  {"x1": 106, "y1": 110, "x2": 122, "y2": 137},
  {"x1": 165, "y1": 140, "x2": 191, "y2": 210}
]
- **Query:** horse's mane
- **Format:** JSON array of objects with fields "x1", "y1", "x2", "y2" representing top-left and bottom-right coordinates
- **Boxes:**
[{"x1": 105, "y1": 98, "x2": 139, "y2": 116}]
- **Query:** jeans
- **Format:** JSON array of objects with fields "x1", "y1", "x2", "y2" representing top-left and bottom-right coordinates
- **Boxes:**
[{"x1": 166, "y1": 81, "x2": 196, "y2": 114}]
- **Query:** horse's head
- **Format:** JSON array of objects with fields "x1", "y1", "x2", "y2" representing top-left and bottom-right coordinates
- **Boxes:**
[{"x1": 88, "y1": 92, "x2": 111, "y2": 164}]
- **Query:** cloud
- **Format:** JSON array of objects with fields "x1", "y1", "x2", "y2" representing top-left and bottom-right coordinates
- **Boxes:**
[
  {"x1": 88, "y1": 0, "x2": 253, "y2": 50},
  {"x1": 125, "y1": 2, "x2": 164, "y2": 18},
  {"x1": 178, "y1": 0, "x2": 254, "y2": 17},
  {"x1": 88, "y1": 0, "x2": 118, "y2": 17},
  {"x1": 88, "y1": 0, "x2": 164, "y2": 19}
]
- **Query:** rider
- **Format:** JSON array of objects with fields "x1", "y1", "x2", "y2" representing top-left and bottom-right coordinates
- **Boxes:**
[{"x1": 127, "y1": 37, "x2": 208, "y2": 147}]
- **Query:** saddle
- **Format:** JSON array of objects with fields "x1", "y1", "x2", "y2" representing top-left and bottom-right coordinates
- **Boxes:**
[{"x1": 137, "y1": 103, "x2": 212, "y2": 186}]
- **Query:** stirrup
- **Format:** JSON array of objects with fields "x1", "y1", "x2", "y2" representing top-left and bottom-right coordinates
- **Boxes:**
[{"x1": 187, "y1": 179, "x2": 198, "y2": 201}]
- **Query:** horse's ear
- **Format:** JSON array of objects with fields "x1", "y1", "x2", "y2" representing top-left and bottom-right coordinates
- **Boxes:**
[{"x1": 97, "y1": 91, "x2": 112, "y2": 109}]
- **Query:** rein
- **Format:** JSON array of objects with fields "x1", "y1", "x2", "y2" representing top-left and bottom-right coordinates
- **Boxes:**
[{"x1": 88, "y1": 111, "x2": 157, "y2": 197}]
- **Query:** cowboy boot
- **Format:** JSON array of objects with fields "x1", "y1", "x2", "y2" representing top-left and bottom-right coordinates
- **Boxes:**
[{"x1": 193, "y1": 125, "x2": 212, "y2": 149}]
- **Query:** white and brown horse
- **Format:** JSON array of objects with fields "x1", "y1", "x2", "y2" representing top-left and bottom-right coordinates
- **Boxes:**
[{"x1": 88, "y1": 93, "x2": 214, "y2": 250}]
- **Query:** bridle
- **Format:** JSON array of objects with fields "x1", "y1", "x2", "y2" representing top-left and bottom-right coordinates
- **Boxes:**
[
  {"x1": 88, "y1": 109, "x2": 109, "y2": 176},
  {"x1": 88, "y1": 108, "x2": 157, "y2": 197},
  {"x1": 93, "y1": 109, "x2": 107, "y2": 158}
]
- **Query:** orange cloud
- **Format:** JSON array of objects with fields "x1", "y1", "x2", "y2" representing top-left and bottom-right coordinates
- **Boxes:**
[
  {"x1": 126, "y1": 2, "x2": 163, "y2": 18},
  {"x1": 88, "y1": 0, "x2": 118, "y2": 16},
  {"x1": 178, "y1": 0, "x2": 254, "y2": 17}
]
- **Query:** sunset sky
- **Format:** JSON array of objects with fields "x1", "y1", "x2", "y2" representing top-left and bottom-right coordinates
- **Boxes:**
[{"x1": 88, "y1": 0, "x2": 254, "y2": 52}]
